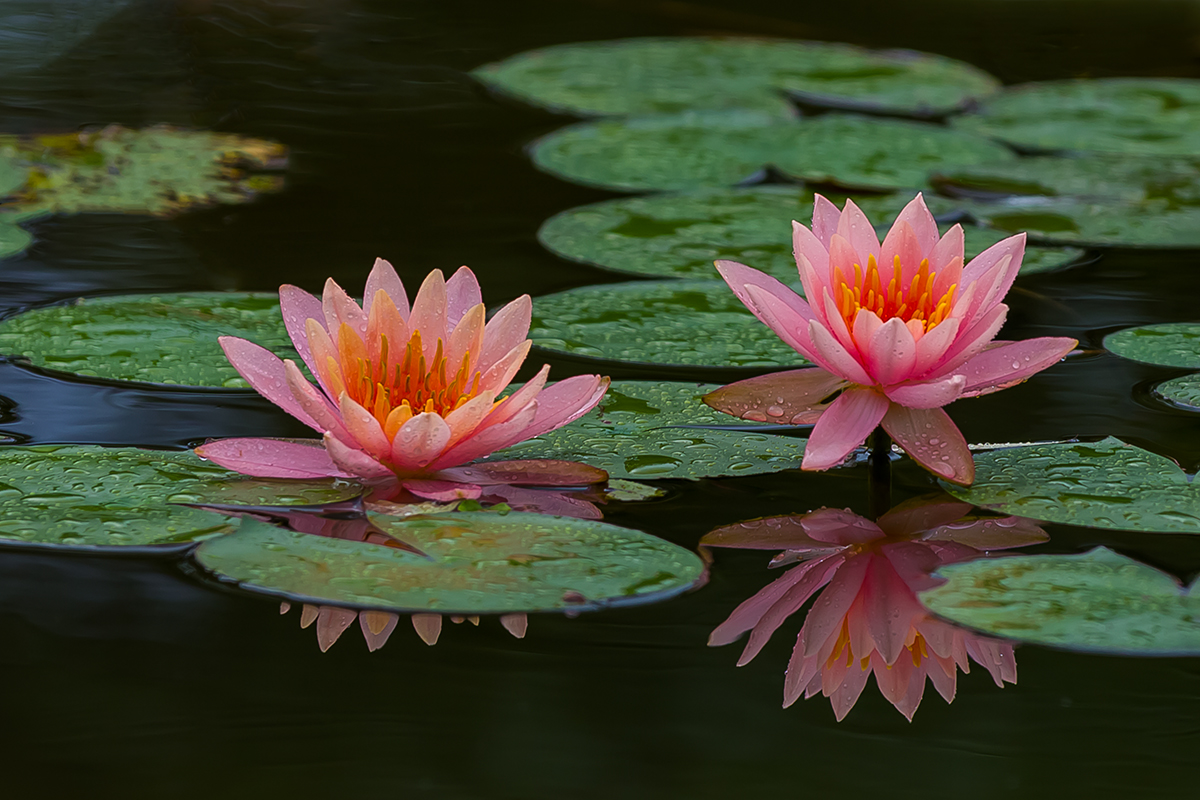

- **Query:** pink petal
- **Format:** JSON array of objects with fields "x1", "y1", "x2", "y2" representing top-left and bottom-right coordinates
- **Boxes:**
[
  {"x1": 519, "y1": 374, "x2": 609, "y2": 440},
  {"x1": 479, "y1": 340, "x2": 532, "y2": 395},
  {"x1": 738, "y1": 556, "x2": 844, "y2": 665},
  {"x1": 390, "y1": 412, "x2": 453, "y2": 473},
  {"x1": 811, "y1": 194, "x2": 841, "y2": 248},
  {"x1": 446, "y1": 303, "x2": 486, "y2": 379},
  {"x1": 800, "y1": 508, "x2": 885, "y2": 545},
  {"x1": 717, "y1": 260, "x2": 816, "y2": 330},
  {"x1": 219, "y1": 336, "x2": 321, "y2": 430},
  {"x1": 337, "y1": 393, "x2": 392, "y2": 460},
  {"x1": 412, "y1": 614, "x2": 442, "y2": 645},
  {"x1": 478, "y1": 295, "x2": 531, "y2": 374},
  {"x1": 284, "y1": 360, "x2": 353, "y2": 442},
  {"x1": 702, "y1": 515, "x2": 848, "y2": 551},
  {"x1": 957, "y1": 337, "x2": 1077, "y2": 397},
  {"x1": 322, "y1": 433, "x2": 395, "y2": 479},
  {"x1": 800, "y1": 552, "x2": 871, "y2": 657},
  {"x1": 708, "y1": 556, "x2": 834, "y2": 646},
  {"x1": 438, "y1": 459, "x2": 607, "y2": 486},
  {"x1": 430, "y1": 402, "x2": 538, "y2": 469},
  {"x1": 195, "y1": 437, "x2": 350, "y2": 479},
  {"x1": 408, "y1": 270, "x2": 449, "y2": 358},
  {"x1": 827, "y1": 656, "x2": 872, "y2": 720},
  {"x1": 802, "y1": 386, "x2": 888, "y2": 471},
  {"x1": 363, "y1": 257, "x2": 409, "y2": 319},
  {"x1": 820, "y1": 286, "x2": 858, "y2": 355},
  {"x1": 931, "y1": 303, "x2": 1008, "y2": 376},
  {"x1": 792, "y1": 219, "x2": 830, "y2": 291},
  {"x1": 478, "y1": 364, "x2": 548, "y2": 431},
  {"x1": 807, "y1": 321, "x2": 873, "y2": 386},
  {"x1": 881, "y1": 405, "x2": 974, "y2": 485},
  {"x1": 929, "y1": 224, "x2": 965, "y2": 287},
  {"x1": 877, "y1": 497, "x2": 974, "y2": 537},
  {"x1": 911, "y1": 316, "x2": 961, "y2": 377},
  {"x1": 861, "y1": 554, "x2": 926, "y2": 665},
  {"x1": 316, "y1": 606, "x2": 357, "y2": 652},
  {"x1": 321, "y1": 278, "x2": 368, "y2": 341},
  {"x1": 886, "y1": 193, "x2": 940, "y2": 259},
  {"x1": 443, "y1": 391, "x2": 498, "y2": 448},
  {"x1": 851, "y1": 307, "x2": 883, "y2": 353},
  {"x1": 401, "y1": 479, "x2": 483, "y2": 501},
  {"x1": 702, "y1": 368, "x2": 847, "y2": 424},
  {"x1": 500, "y1": 614, "x2": 528, "y2": 638},
  {"x1": 743, "y1": 284, "x2": 820, "y2": 361},
  {"x1": 482, "y1": 485, "x2": 603, "y2": 519},
  {"x1": 278, "y1": 284, "x2": 324, "y2": 377},
  {"x1": 445, "y1": 266, "x2": 483, "y2": 328},
  {"x1": 359, "y1": 610, "x2": 400, "y2": 652},
  {"x1": 961, "y1": 232, "x2": 1025, "y2": 299},
  {"x1": 866, "y1": 317, "x2": 918, "y2": 386},
  {"x1": 924, "y1": 515, "x2": 1048, "y2": 551},
  {"x1": 835, "y1": 198, "x2": 881, "y2": 264},
  {"x1": 884, "y1": 374, "x2": 966, "y2": 408}
]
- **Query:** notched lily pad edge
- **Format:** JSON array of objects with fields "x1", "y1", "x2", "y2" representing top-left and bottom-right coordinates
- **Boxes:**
[{"x1": 0, "y1": 519, "x2": 235, "y2": 556}]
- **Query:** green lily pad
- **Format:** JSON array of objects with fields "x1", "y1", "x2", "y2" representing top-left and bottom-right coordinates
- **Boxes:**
[
  {"x1": 933, "y1": 154, "x2": 1200, "y2": 204},
  {"x1": 1155, "y1": 374, "x2": 1200, "y2": 411},
  {"x1": 489, "y1": 381, "x2": 806, "y2": 480},
  {"x1": 953, "y1": 78, "x2": 1200, "y2": 156},
  {"x1": 920, "y1": 548, "x2": 1200, "y2": 655},
  {"x1": 0, "y1": 217, "x2": 33, "y2": 258},
  {"x1": 530, "y1": 279, "x2": 807, "y2": 370},
  {"x1": 0, "y1": 126, "x2": 286, "y2": 219},
  {"x1": 531, "y1": 111, "x2": 1013, "y2": 193},
  {"x1": 1104, "y1": 322, "x2": 1200, "y2": 368},
  {"x1": 962, "y1": 197, "x2": 1200, "y2": 248},
  {"x1": 0, "y1": 446, "x2": 362, "y2": 551},
  {"x1": 770, "y1": 114, "x2": 1014, "y2": 191},
  {"x1": 942, "y1": 437, "x2": 1200, "y2": 534},
  {"x1": 474, "y1": 37, "x2": 999, "y2": 119},
  {"x1": 194, "y1": 513, "x2": 707, "y2": 614},
  {"x1": 0, "y1": 292, "x2": 297, "y2": 388}
]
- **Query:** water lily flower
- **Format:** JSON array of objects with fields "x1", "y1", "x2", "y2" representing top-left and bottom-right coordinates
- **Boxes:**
[
  {"x1": 196, "y1": 259, "x2": 610, "y2": 500},
  {"x1": 703, "y1": 498, "x2": 1046, "y2": 720},
  {"x1": 708, "y1": 194, "x2": 1078, "y2": 484}
]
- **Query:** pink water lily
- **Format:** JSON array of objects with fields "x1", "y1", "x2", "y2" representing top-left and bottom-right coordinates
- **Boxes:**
[
  {"x1": 704, "y1": 498, "x2": 1045, "y2": 720},
  {"x1": 195, "y1": 259, "x2": 610, "y2": 500},
  {"x1": 708, "y1": 194, "x2": 1078, "y2": 484}
]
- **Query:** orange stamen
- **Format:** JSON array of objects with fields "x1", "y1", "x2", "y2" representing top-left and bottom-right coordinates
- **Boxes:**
[{"x1": 833, "y1": 253, "x2": 957, "y2": 334}]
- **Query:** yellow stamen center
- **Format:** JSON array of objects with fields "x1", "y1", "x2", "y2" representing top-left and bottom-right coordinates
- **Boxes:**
[{"x1": 833, "y1": 254, "x2": 956, "y2": 333}]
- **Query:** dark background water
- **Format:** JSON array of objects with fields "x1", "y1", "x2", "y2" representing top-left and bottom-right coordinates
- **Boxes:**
[{"x1": 0, "y1": 1, "x2": 1198, "y2": 797}]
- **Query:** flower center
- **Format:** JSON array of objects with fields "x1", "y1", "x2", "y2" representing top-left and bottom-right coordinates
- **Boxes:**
[
  {"x1": 833, "y1": 253, "x2": 957, "y2": 333},
  {"x1": 339, "y1": 323, "x2": 482, "y2": 429}
]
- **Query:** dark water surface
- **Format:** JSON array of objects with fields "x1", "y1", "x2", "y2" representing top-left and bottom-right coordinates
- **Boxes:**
[{"x1": 1, "y1": 1, "x2": 1199, "y2": 797}]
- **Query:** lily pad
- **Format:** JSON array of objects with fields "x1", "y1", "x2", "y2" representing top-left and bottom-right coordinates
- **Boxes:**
[
  {"x1": 770, "y1": 114, "x2": 1014, "y2": 191},
  {"x1": 953, "y1": 78, "x2": 1200, "y2": 156},
  {"x1": 0, "y1": 292, "x2": 298, "y2": 388},
  {"x1": 194, "y1": 513, "x2": 706, "y2": 614},
  {"x1": 0, "y1": 125, "x2": 287, "y2": 218},
  {"x1": 474, "y1": 37, "x2": 999, "y2": 119},
  {"x1": 920, "y1": 548, "x2": 1200, "y2": 655},
  {"x1": 942, "y1": 437, "x2": 1200, "y2": 534},
  {"x1": 529, "y1": 279, "x2": 807, "y2": 370},
  {"x1": 1155, "y1": 374, "x2": 1200, "y2": 411},
  {"x1": 0, "y1": 446, "x2": 362, "y2": 550},
  {"x1": 961, "y1": 197, "x2": 1200, "y2": 248},
  {"x1": 489, "y1": 380, "x2": 806, "y2": 480},
  {"x1": 1104, "y1": 322, "x2": 1200, "y2": 368},
  {"x1": 531, "y1": 111, "x2": 1013, "y2": 193},
  {"x1": 0, "y1": 217, "x2": 32, "y2": 258}
]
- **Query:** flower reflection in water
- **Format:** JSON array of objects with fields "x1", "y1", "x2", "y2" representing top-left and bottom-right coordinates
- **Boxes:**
[
  {"x1": 703, "y1": 497, "x2": 1047, "y2": 720},
  {"x1": 279, "y1": 601, "x2": 528, "y2": 652}
]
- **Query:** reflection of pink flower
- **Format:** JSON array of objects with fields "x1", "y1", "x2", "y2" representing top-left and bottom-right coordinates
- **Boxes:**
[
  {"x1": 704, "y1": 499, "x2": 1046, "y2": 721},
  {"x1": 281, "y1": 602, "x2": 527, "y2": 653},
  {"x1": 709, "y1": 194, "x2": 1077, "y2": 484},
  {"x1": 196, "y1": 259, "x2": 610, "y2": 500}
]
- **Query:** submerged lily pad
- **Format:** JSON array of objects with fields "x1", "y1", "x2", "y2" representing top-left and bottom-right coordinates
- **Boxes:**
[
  {"x1": 489, "y1": 380, "x2": 806, "y2": 480},
  {"x1": 474, "y1": 37, "x2": 999, "y2": 118},
  {"x1": 1104, "y1": 322, "x2": 1200, "y2": 368},
  {"x1": 531, "y1": 111, "x2": 1012, "y2": 193},
  {"x1": 530, "y1": 279, "x2": 806, "y2": 370},
  {"x1": 0, "y1": 125, "x2": 286, "y2": 218},
  {"x1": 1155, "y1": 374, "x2": 1200, "y2": 411},
  {"x1": 920, "y1": 548, "x2": 1200, "y2": 655},
  {"x1": 0, "y1": 292, "x2": 297, "y2": 387},
  {"x1": 942, "y1": 437, "x2": 1200, "y2": 534},
  {"x1": 953, "y1": 78, "x2": 1200, "y2": 156},
  {"x1": 195, "y1": 513, "x2": 706, "y2": 614},
  {"x1": 538, "y1": 187, "x2": 1081, "y2": 281},
  {"x1": 0, "y1": 446, "x2": 361, "y2": 550}
]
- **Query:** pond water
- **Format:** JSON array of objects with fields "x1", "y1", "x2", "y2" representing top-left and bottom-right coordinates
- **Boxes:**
[{"x1": 1, "y1": 0, "x2": 1199, "y2": 796}]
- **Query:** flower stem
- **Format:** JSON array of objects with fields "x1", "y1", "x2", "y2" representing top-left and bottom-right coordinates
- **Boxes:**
[{"x1": 868, "y1": 427, "x2": 891, "y2": 519}]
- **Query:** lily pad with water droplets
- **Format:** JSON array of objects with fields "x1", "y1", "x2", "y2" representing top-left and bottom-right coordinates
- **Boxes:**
[
  {"x1": 920, "y1": 548, "x2": 1200, "y2": 655},
  {"x1": 952, "y1": 78, "x2": 1200, "y2": 156},
  {"x1": 942, "y1": 437, "x2": 1200, "y2": 534},
  {"x1": 529, "y1": 279, "x2": 807, "y2": 371},
  {"x1": 1154, "y1": 374, "x2": 1200, "y2": 411},
  {"x1": 475, "y1": 37, "x2": 999, "y2": 119},
  {"x1": 0, "y1": 446, "x2": 362, "y2": 551},
  {"x1": 194, "y1": 513, "x2": 706, "y2": 614},
  {"x1": 960, "y1": 197, "x2": 1200, "y2": 249},
  {"x1": 488, "y1": 380, "x2": 806, "y2": 480},
  {"x1": 1104, "y1": 322, "x2": 1200, "y2": 368},
  {"x1": 0, "y1": 292, "x2": 298, "y2": 388},
  {"x1": 531, "y1": 111, "x2": 1013, "y2": 193}
]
